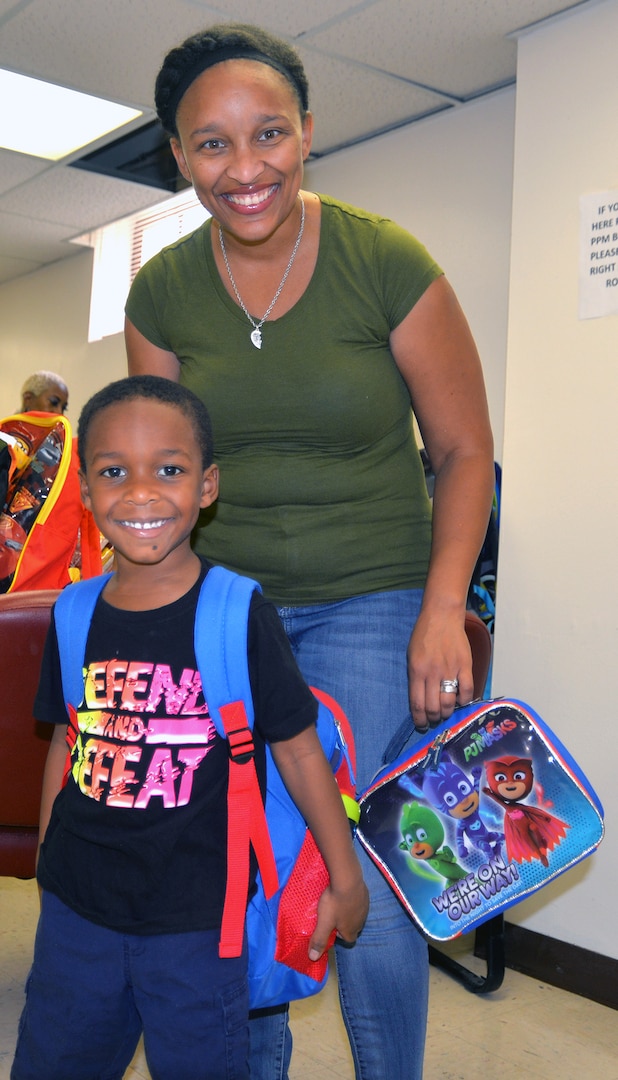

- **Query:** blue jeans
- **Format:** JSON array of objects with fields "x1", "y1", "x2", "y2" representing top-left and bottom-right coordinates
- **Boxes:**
[
  {"x1": 12, "y1": 892, "x2": 250, "y2": 1080},
  {"x1": 249, "y1": 590, "x2": 428, "y2": 1080}
]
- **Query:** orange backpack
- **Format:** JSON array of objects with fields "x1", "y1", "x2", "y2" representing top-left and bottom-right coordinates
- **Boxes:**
[{"x1": 0, "y1": 412, "x2": 108, "y2": 593}]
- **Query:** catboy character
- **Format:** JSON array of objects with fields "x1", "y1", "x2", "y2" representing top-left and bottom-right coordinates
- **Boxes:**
[{"x1": 412, "y1": 752, "x2": 503, "y2": 860}]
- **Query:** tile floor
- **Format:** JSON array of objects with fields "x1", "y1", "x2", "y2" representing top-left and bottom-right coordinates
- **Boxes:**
[{"x1": 1, "y1": 876, "x2": 616, "y2": 1079}]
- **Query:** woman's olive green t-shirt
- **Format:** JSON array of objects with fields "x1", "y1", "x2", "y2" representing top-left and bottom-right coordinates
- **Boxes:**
[{"x1": 125, "y1": 194, "x2": 441, "y2": 605}]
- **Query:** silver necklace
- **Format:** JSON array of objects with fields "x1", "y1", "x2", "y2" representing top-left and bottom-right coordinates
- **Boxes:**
[{"x1": 218, "y1": 194, "x2": 305, "y2": 349}]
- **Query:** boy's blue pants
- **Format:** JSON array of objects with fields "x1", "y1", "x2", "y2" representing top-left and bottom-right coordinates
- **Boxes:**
[{"x1": 12, "y1": 891, "x2": 249, "y2": 1080}]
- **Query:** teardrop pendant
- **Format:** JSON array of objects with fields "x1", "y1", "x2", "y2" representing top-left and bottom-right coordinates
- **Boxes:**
[{"x1": 219, "y1": 195, "x2": 305, "y2": 353}]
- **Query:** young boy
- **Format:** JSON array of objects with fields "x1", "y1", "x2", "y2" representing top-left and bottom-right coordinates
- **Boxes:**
[{"x1": 12, "y1": 375, "x2": 368, "y2": 1080}]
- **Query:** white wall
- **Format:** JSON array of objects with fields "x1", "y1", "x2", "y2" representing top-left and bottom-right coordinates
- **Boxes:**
[
  {"x1": 491, "y1": 0, "x2": 617, "y2": 958},
  {"x1": 305, "y1": 88, "x2": 516, "y2": 460},
  {"x1": 0, "y1": 250, "x2": 126, "y2": 427}
]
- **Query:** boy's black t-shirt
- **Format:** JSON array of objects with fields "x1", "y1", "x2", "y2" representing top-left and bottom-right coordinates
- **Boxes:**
[{"x1": 35, "y1": 561, "x2": 317, "y2": 935}]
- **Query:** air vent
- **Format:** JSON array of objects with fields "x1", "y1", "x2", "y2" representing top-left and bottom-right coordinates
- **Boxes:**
[{"x1": 70, "y1": 120, "x2": 189, "y2": 193}]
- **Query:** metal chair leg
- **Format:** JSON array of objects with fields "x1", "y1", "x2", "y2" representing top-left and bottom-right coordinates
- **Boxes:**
[{"x1": 428, "y1": 914, "x2": 505, "y2": 994}]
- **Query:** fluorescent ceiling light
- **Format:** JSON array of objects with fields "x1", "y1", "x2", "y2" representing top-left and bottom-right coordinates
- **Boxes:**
[{"x1": 0, "y1": 69, "x2": 143, "y2": 161}]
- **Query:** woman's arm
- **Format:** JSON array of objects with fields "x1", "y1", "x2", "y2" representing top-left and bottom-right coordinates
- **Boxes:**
[
  {"x1": 270, "y1": 725, "x2": 369, "y2": 961},
  {"x1": 125, "y1": 317, "x2": 181, "y2": 380},
  {"x1": 390, "y1": 274, "x2": 495, "y2": 732}
]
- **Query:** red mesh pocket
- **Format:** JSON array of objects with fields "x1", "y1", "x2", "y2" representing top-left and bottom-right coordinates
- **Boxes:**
[{"x1": 274, "y1": 830, "x2": 336, "y2": 980}]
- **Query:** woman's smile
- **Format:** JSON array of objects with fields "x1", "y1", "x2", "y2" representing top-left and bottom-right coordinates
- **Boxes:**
[
  {"x1": 221, "y1": 184, "x2": 279, "y2": 211},
  {"x1": 172, "y1": 60, "x2": 312, "y2": 245}
]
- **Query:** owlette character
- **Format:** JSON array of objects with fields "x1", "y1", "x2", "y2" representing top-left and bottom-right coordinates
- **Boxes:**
[
  {"x1": 412, "y1": 753, "x2": 503, "y2": 860},
  {"x1": 399, "y1": 802, "x2": 467, "y2": 882},
  {"x1": 484, "y1": 757, "x2": 569, "y2": 867}
]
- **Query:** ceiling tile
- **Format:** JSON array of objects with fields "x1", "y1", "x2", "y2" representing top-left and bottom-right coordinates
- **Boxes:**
[
  {"x1": 297, "y1": 50, "x2": 453, "y2": 155},
  {"x1": 0, "y1": 210, "x2": 84, "y2": 260},
  {"x1": 0, "y1": 166, "x2": 173, "y2": 232},
  {"x1": 0, "y1": 0, "x2": 209, "y2": 107},
  {"x1": 305, "y1": 0, "x2": 586, "y2": 98},
  {"x1": 0, "y1": 149, "x2": 51, "y2": 196},
  {"x1": 189, "y1": 0, "x2": 370, "y2": 37}
]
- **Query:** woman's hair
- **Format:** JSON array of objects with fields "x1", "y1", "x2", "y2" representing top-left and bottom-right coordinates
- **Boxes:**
[
  {"x1": 155, "y1": 23, "x2": 310, "y2": 136},
  {"x1": 77, "y1": 375, "x2": 214, "y2": 470}
]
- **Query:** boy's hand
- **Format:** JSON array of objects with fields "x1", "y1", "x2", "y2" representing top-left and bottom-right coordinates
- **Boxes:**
[
  {"x1": 270, "y1": 725, "x2": 369, "y2": 963},
  {"x1": 308, "y1": 876, "x2": 369, "y2": 962}
]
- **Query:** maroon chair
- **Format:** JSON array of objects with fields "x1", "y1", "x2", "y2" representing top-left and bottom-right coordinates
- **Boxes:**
[
  {"x1": 0, "y1": 589, "x2": 60, "y2": 878},
  {"x1": 465, "y1": 609, "x2": 492, "y2": 699}
]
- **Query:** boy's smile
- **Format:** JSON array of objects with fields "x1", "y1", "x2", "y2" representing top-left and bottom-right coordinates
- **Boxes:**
[{"x1": 79, "y1": 398, "x2": 218, "y2": 581}]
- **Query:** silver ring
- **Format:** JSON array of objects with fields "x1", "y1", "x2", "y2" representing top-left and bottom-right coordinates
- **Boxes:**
[{"x1": 440, "y1": 679, "x2": 459, "y2": 694}]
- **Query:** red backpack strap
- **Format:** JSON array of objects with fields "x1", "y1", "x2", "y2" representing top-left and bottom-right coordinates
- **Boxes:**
[
  {"x1": 218, "y1": 700, "x2": 279, "y2": 959},
  {"x1": 192, "y1": 566, "x2": 279, "y2": 958}
]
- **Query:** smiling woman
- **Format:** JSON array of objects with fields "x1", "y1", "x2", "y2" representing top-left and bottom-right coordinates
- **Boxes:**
[{"x1": 125, "y1": 21, "x2": 495, "y2": 1080}]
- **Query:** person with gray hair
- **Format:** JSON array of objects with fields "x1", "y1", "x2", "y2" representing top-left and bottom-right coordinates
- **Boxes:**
[{"x1": 20, "y1": 371, "x2": 68, "y2": 415}]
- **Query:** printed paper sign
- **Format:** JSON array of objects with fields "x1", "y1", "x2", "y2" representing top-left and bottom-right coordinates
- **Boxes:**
[{"x1": 579, "y1": 191, "x2": 618, "y2": 319}]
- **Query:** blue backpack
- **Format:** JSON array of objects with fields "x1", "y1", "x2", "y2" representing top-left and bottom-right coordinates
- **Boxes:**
[{"x1": 54, "y1": 565, "x2": 358, "y2": 1010}]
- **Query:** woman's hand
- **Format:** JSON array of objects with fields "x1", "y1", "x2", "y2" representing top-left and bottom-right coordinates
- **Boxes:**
[{"x1": 407, "y1": 606, "x2": 474, "y2": 732}]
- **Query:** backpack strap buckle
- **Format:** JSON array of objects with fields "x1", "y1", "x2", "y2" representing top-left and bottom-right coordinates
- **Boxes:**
[{"x1": 225, "y1": 724, "x2": 255, "y2": 764}]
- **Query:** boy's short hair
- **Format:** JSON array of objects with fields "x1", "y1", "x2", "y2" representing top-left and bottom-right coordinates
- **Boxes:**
[{"x1": 77, "y1": 375, "x2": 214, "y2": 470}]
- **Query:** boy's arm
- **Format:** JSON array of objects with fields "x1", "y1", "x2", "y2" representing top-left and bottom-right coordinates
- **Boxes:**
[
  {"x1": 36, "y1": 723, "x2": 68, "y2": 870},
  {"x1": 270, "y1": 725, "x2": 369, "y2": 962}
]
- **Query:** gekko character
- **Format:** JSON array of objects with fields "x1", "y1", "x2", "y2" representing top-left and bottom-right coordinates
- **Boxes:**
[{"x1": 399, "y1": 801, "x2": 468, "y2": 882}]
